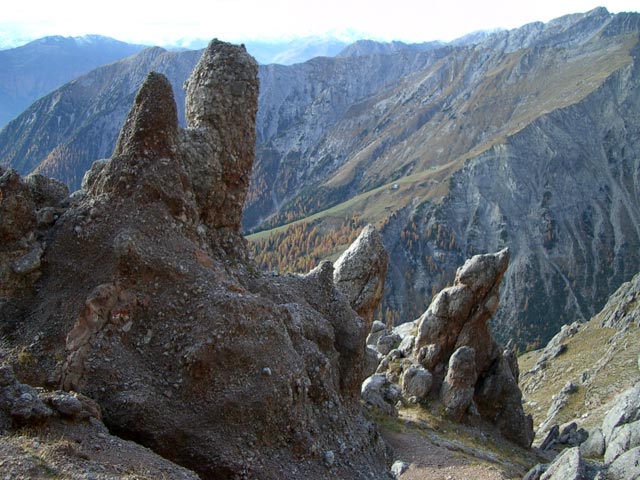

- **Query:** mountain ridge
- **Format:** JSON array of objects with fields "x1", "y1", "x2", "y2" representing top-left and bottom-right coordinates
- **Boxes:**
[
  {"x1": 0, "y1": 35, "x2": 147, "y2": 128},
  {"x1": 1, "y1": 7, "x2": 639, "y2": 348}
]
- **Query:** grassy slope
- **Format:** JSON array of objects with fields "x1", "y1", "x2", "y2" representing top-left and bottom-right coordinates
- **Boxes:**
[
  {"x1": 519, "y1": 314, "x2": 640, "y2": 435},
  {"x1": 248, "y1": 35, "x2": 637, "y2": 258}
]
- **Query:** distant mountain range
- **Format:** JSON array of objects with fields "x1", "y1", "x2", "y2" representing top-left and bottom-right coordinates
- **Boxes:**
[
  {"x1": 1, "y1": 8, "x2": 639, "y2": 349},
  {"x1": 0, "y1": 30, "x2": 502, "y2": 129},
  {"x1": 0, "y1": 35, "x2": 147, "y2": 128}
]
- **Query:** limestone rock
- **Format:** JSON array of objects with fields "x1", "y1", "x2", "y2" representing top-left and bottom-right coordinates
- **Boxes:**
[
  {"x1": 598, "y1": 272, "x2": 640, "y2": 330},
  {"x1": 364, "y1": 346, "x2": 382, "y2": 378},
  {"x1": 532, "y1": 322, "x2": 580, "y2": 372},
  {"x1": 409, "y1": 249, "x2": 533, "y2": 446},
  {"x1": 538, "y1": 381, "x2": 580, "y2": 436},
  {"x1": 523, "y1": 463, "x2": 548, "y2": 480},
  {"x1": 377, "y1": 332, "x2": 401, "y2": 356},
  {"x1": 602, "y1": 384, "x2": 640, "y2": 443},
  {"x1": 391, "y1": 460, "x2": 409, "y2": 478},
  {"x1": 581, "y1": 428, "x2": 605, "y2": 458},
  {"x1": 606, "y1": 420, "x2": 640, "y2": 464},
  {"x1": 401, "y1": 364, "x2": 433, "y2": 400},
  {"x1": 475, "y1": 349, "x2": 535, "y2": 448},
  {"x1": 414, "y1": 248, "x2": 508, "y2": 374},
  {"x1": 607, "y1": 446, "x2": 640, "y2": 479},
  {"x1": 334, "y1": 224, "x2": 389, "y2": 328},
  {"x1": 540, "y1": 447, "x2": 584, "y2": 480},
  {"x1": 361, "y1": 374, "x2": 401, "y2": 417},
  {"x1": 441, "y1": 346, "x2": 477, "y2": 419},
  {"x1": 367, "y1": 320, "x2": 387, "y2": 346}
]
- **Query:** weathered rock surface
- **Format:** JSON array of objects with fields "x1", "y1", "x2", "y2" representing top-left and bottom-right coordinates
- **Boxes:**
[
  {"x1": 0, "y1": 167, "x2": 67, "y2": 310},
  {"x1": 373, "y1": 249, "x2": 533, "y2": 448},
  {"x1": 602, "y1": 384, "x2": 640, "y2": 443},
  {"x1": 598, "y1": 272, "x2": 640, "y2": 330},
  {"x1": 608, "y1": 446, "x2": 640, "y2": 479},
  {"x1": 581, "y1": 428, "x2": 605, "y2": 458},
  {"x1": 401, "y1": 364, "x2": 432, "y2": 400},
  {"x1": 529, "y1": 384, "x2": 640, "y2": 480},
  {"x1": 531, "y1": 322, "x2": 580, "y2": 372},
  {"x1": 605, "y1": 420, "x2": 640, "y2": 464},
  {"x1": 361, "y1": 373, "x2": 402, "y2": 417},
  {"x1": 538, "y1": 381, "x2": 580, "y2": 435},
  {"x1": 441, "y1": 346, "x2": 477, "y2": 420},
  {"x1": 334, "y1": 224, "x2": 389, "y2": 329},
  {"x1": 414, "y1": 249, "x2": 509, "y2": 374},
  {"x1": 3, "y1": 11, "x2": 640, "y2": 352},
  {"x1": 0, "y1": 40, "x2": 392, "y2": 479},
  {"x1": 411, "y1": 249, "x2": 533, "y2": 446},
  {"x1": 0, "y1": 365, "x2": 199, "y2": 479},
  {"x1": 539, "y1": 447, "x2": 584, "y2": 480}
]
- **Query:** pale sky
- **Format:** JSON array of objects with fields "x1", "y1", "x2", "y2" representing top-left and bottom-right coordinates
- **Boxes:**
[{"x1": 2, "y1": 0, "x2": 639, "y2": 47}]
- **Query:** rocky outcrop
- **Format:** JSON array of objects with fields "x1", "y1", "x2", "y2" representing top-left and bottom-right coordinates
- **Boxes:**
[
  {"x1": 598, "y1": 272, "x2": 640, "y2": 330},
  {"x1": 3, "y1": 11, "x2": 640, "y2": 352},
  {"x1": 0, "y1": 363, "x2": 200, "y2": 479},
  {"x1": 334, "y1": 224, "x2": 389, "y2": 329},
  {"x1": 373, "y1": 249, "x2": 534, "y2": 447},
  {"x1": 0, "y1": 168, "x2": 68, "y2": 312},
  {"x1": 521, "y1": 269, "x2": 640, "y2": 447},
  {"x1": 526, "y1": 383, "x2": 640, "y2": 480},
  {"x1": 0, "y1": 40, "x2": 392, "y2": 479}
]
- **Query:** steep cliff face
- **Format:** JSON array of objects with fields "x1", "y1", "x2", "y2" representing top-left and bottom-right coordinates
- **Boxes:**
[
  {"x1": 0, "y1": 41, "x2": 391, "y2": 479},
  {"x1": 247, "y1": 8, "x2": 640, "y2": 347},
  {"x1": 383, "y1": 40, "x2": 640, "y2": 344},
  {"x1": 245, "y1": 9, "x2": 640, "y2": 233}
]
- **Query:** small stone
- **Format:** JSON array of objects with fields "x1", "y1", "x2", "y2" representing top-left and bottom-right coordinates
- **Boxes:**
[
  {"x1": 391, "y1": 460, "x2": 409, "y2": 478},
  {"x1": 11, "y1": 243, "x2": 43, "y2": 275},
  {"x1": 323, "y1": 450, "x2": 335, "y2": 467},
  {"x1": 47, "y1": 392, "x2": 84, "y2": 418}
]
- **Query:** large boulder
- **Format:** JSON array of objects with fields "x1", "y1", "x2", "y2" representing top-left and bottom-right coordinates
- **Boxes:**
[
  {"x1": 539, "y1": 447, "x2": 584, "y2": 480},
  {"x1": 0, "y1": 40, "x2": 391, "y2": 479},
  {"x1": 603, "y1": 383, "x2": 640, "y2": 443},
  {"x1": 334, "y1": 224, "x2": 389, "y2": 329},
  {"x1": 441, "y1": 346, "x2": 477, "y2": 420},
  {"x1": 409, "y1": 248, "x2": 534, "y2": 447},
  {"x1": 607, "y1": 446, "x2": 640, "y2": 479},
  {"x1": 401, "y1": 364, "x2": 433, "y2": 400},
  {"x1": 606, "y1": 420, "x2": 640, "y2": 464}
]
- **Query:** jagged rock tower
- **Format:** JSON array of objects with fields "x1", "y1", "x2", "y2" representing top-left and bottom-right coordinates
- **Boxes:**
[{"x1": 0, "y1": 40, "x2": 392, "y2": 479}]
